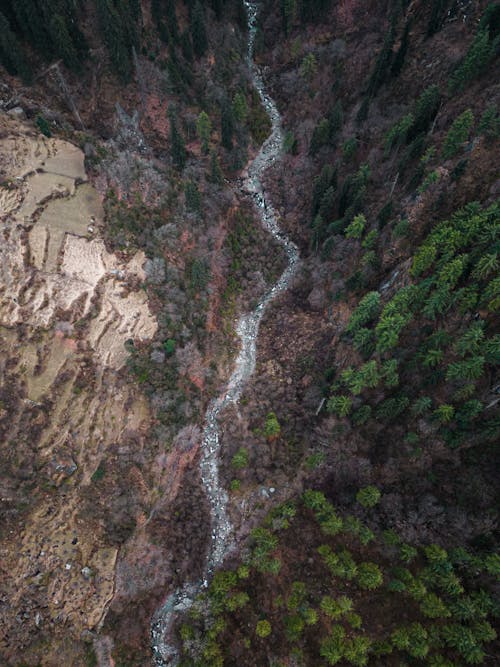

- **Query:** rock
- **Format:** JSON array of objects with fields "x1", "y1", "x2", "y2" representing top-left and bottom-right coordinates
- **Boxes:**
[
  {"x1": 7, "y1": 107, "x2": 26, "y2": 120},
  {"x1": 308, "y1": 286, "x2": 327, "y2": 310},
  {"x1": 83, "y1": 142, "x2": 96, "y2": 158},
  {"x1": 150, "y1": 350, "x2": 165, "y2": 364}
]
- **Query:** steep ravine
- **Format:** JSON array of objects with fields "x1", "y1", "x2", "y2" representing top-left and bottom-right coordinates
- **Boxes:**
[{"x1": 151, "y1": 2, "x2": 300, "y2": 664}]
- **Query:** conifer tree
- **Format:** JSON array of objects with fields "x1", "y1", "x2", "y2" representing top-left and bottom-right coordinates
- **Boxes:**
[
  {"x1": 0, "y1": 11, "x2": 32, "y2": 83},
  {"x1": 281, "y1": 0, "x2": 297, "y2": 36},
  {"x1": 12, "y1": 0, "x2": 52, "y2": 58},
  {"x1": 220, "y1": 99, "x2": 234, "y2": 150},
  {"x1": 165, "y1": 0, "x2": 179, "y2": 41},
  {"x1": 392, "y1": 20, "x2": 410, "y2": 76},
  {"x1": 169, "y1": 109, "x2": 187, "y2": 170},
  {"x1": 211, "y1": 0, "x2": 223, "y2": 20},
  {"x1": 427, "y1": 0, "x2": 449, "y2": 37},
  {"x1": 196, "y1": 111, "x2": 212, "y2": 154},
  {"x1": 191, "y1": 1, "x2": 208, "y2": 57},
  {"x1": 96, "y1": 0, "x2": 133, "y2": 81},
  {"x1": 181, "y1": 31, "x2": 194, "y2": 62},
  {"x1": 366, "y1": 25, "x2": 395, "y2": 97},
  {"x1": 49, "y1": 14, "x2": 82, "y2": 72},
  {"x1": 208, "y1": 150, "x2": 223, "y2": 184},
  {"x1": 116, "y1": 0, "x2": 140, "y2": 51}
]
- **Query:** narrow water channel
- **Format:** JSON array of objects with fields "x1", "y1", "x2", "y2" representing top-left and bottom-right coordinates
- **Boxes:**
[{"x1": 151, "y1": 3, "x2": 300, "y2": 663}]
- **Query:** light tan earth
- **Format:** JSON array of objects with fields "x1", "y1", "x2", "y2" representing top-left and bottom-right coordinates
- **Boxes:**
[
  {"x1": 0, "y1": 113, "x2": 157, "y2": 367},
  {"x1": 0, "y1": 113, "x2": 158, "y2": 658}
]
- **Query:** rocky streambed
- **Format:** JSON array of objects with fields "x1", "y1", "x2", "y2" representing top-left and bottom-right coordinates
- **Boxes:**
[{"x1": 151, "y1": 2, "x2": 300, "y2": 664}]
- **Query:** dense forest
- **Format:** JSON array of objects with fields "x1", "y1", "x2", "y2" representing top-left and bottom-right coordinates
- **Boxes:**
[{"x1": 0, "y1": 1, "x2": 498, "y2": 666}]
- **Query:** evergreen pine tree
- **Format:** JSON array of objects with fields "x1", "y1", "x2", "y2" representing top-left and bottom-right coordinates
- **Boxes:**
[
  {"x1": 391, "y1": 20, "x2": 410, "y2": 77},
  {"x1": 281, "y1": 0, "x2": 297, "y2": 36},
  {"x1": 0, "y1": 11, "x2": 32, "y2": 83},
  {"x1": 208, "y1": 150, "x2": 223, "y2": 184},
  {"x1": 191, "y1": 2, "x2": 208, "y2": 57},
  {"x1": 165, "y1": 0, "x2": 179, "y2": 42},
  {"x1": 49, "y1": 14, "x2": 82, "y2": 72},
  {"x1": 366, "y1": 25, "x2": 395, "y2": 96},
  {"x1": 181, "y1": 31, "x2": 194, "y2": 62},
  {"x1": 196, "y1": 111, "x2": 212, "y2": 154},
  {"x1": 427, "y1": 0, "x2": 449, "y2": 37},
  {"x1": 220, "y1": 99, "x2": 234, "y2": 150},
  {"x1": 211, "y1": 0, "x2": 223, "y2": 20},
  {"x1": 13, "y1": 0, "x2": 52, "y2": 58},
  {"x1": 96, "y1": 0, "x2": 133, "y2": 81},
  {"x1": 116, "y1": 0, "x2": 140, "y2": 50},
  {"x1": 151, "y1": 0, "x2": 162, "y2": 25},
  {"x1": 301, "y1": 0, "x2": 332, "y2": 23},
  {"x1": 169, "y1": 109, "x2": 187, "y2": 170}
]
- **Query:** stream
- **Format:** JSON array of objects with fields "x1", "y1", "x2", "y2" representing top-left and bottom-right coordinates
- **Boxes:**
[{"x1": 151, "y1": 3, "x2": 300, "y2": 663}]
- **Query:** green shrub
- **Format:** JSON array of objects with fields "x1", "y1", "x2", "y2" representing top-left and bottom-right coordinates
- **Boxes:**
[
  {"x1": 263, "y1": 411, "x2": 281, "y2": 438},
  {"x1": 230, "y1": 479, "x2": 241, "y2": 491},
  {"x1": 320, "y1": 625, "x2": 345, "y2": 665},
  {"x1": 351, "y1": 404, "x2": 372, "y2": 425},
  {"x1": 381, "y1": 359, "x2": 399, "y2": 387},
  {"x1": 412, "y1": 244, "x2": 437, "y2": 277},
  {"x1": 393, "y1": 218, "x2": 409, "y2": 238},
  {"x1": 345, "y1": 213, "x2": 366, "y2": 239},
  {"x1": 478, "y1": 105, "x2": 500, "y2": 139},
  {"x1": 356, "y1": 562, "x2": 383, "y2": 590},
  {"x1": 454, "y1": 322, "x2": 485, "y2": 356},
  {"x1": 320, "y1": 595, "x2": 351, "y2": 620},
  {"x1": 441, "y1": 623, "x2": 487, "y2": 664},
  {"x1": 283, "y1": 130, "x2": 298, "y2": 154},
  {"x1": 356, "y1": 485, "x2": 381, "y2": 508},
  {"x1": 343, "y1": 636, "x2": 371, "y2": 666},
  {"x1": 392, "y1": 622, "x2": 429, "y2": 658},
  {"x1": 385, "y1": 113, "x2": 414, "y2": 152},
  {"x1": 36, "y1": 115, "x2": 52, "y2": 137},
  {"x1": 255, "y1": 619, "x2": 271, "y2": 638},
  {"x1": 420, "y1": 592, "x2": 451, "y2": 619},
  {"x1": 442, "y1": 109, "x2": 474, "y2": 159},
  {"x1": 91, "y1": 463, "x2": 105, "y2": 482},
  {"x1": 287, "y1": 581, "x2": 306, "y2": 611},
  {"x1": 327, "y1": 395, "x2": 352, "y2": 417},
  {"x1": 446, "y1": 357, "x2": 485, "y2": 382},
  {"x1": 226, "y1": 591, "x2": 249, "y2": 611},
  {"x1": 412, "y1": 84, "x2": 441, "y2": 136},
  {"x1": 284, "y1": 613, "x2": 304, "y2": 641},
  {"x1": 449, "y1": 28, "x2": 496, "y2": 92},
  {"x1": 399, "y1": 543, "x2": 418, "y2": 563},
  {"x1": 231, "y1": 448, "x2": 249, "y2": 469},
  {"x1": 346, "y1": 612, "x2": 363, "y2": 630},
  {"x1": 362, "y1": 229, "x2": 378, "y2": 250},
  {"x1": 310, "y1": 118, "x2": 331, "y2": 155},
  {"x1": 418, "y1": 169, "x2": 441, "y2": 193},
  {"x1": 346, "y1": 291, "x2": 381, "y2": 333},
  {"x1": 320, "y1": 546, "x2": 358, "y2": 580},
  {"x1": 434, "y1": 404, "x2": 455, "y2": 424},
  {"x1": 250, "y1": 528, "x2": 278, "y2": 560},
  {"x1": 353, "y1": 328, "x2": 375, "y2": 357},
  {"x1": 163, "y1": 338, "x2": 176, "y2": 356},
  {"x1": 375, "y1": 395, "x2": 409, "y2": 421},
  {"x1": 343, "y1": 137, "x2": 358, "y2": 160},
  {"x1": 375, "y1": 314, "x2": 409, "y2": 353}
]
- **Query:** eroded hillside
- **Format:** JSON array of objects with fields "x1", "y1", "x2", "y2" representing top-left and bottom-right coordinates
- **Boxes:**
[
  {"x1": 0, "y1": 1, "x2": 498, "y2": 666},
  {"x1": 0, "y1": 112, "x2": 160, "y2": 662}
]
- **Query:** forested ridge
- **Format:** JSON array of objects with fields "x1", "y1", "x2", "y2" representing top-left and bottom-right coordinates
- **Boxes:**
[{"x1": 0, "y1": 1, "x2": 498, "y2": 666}]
